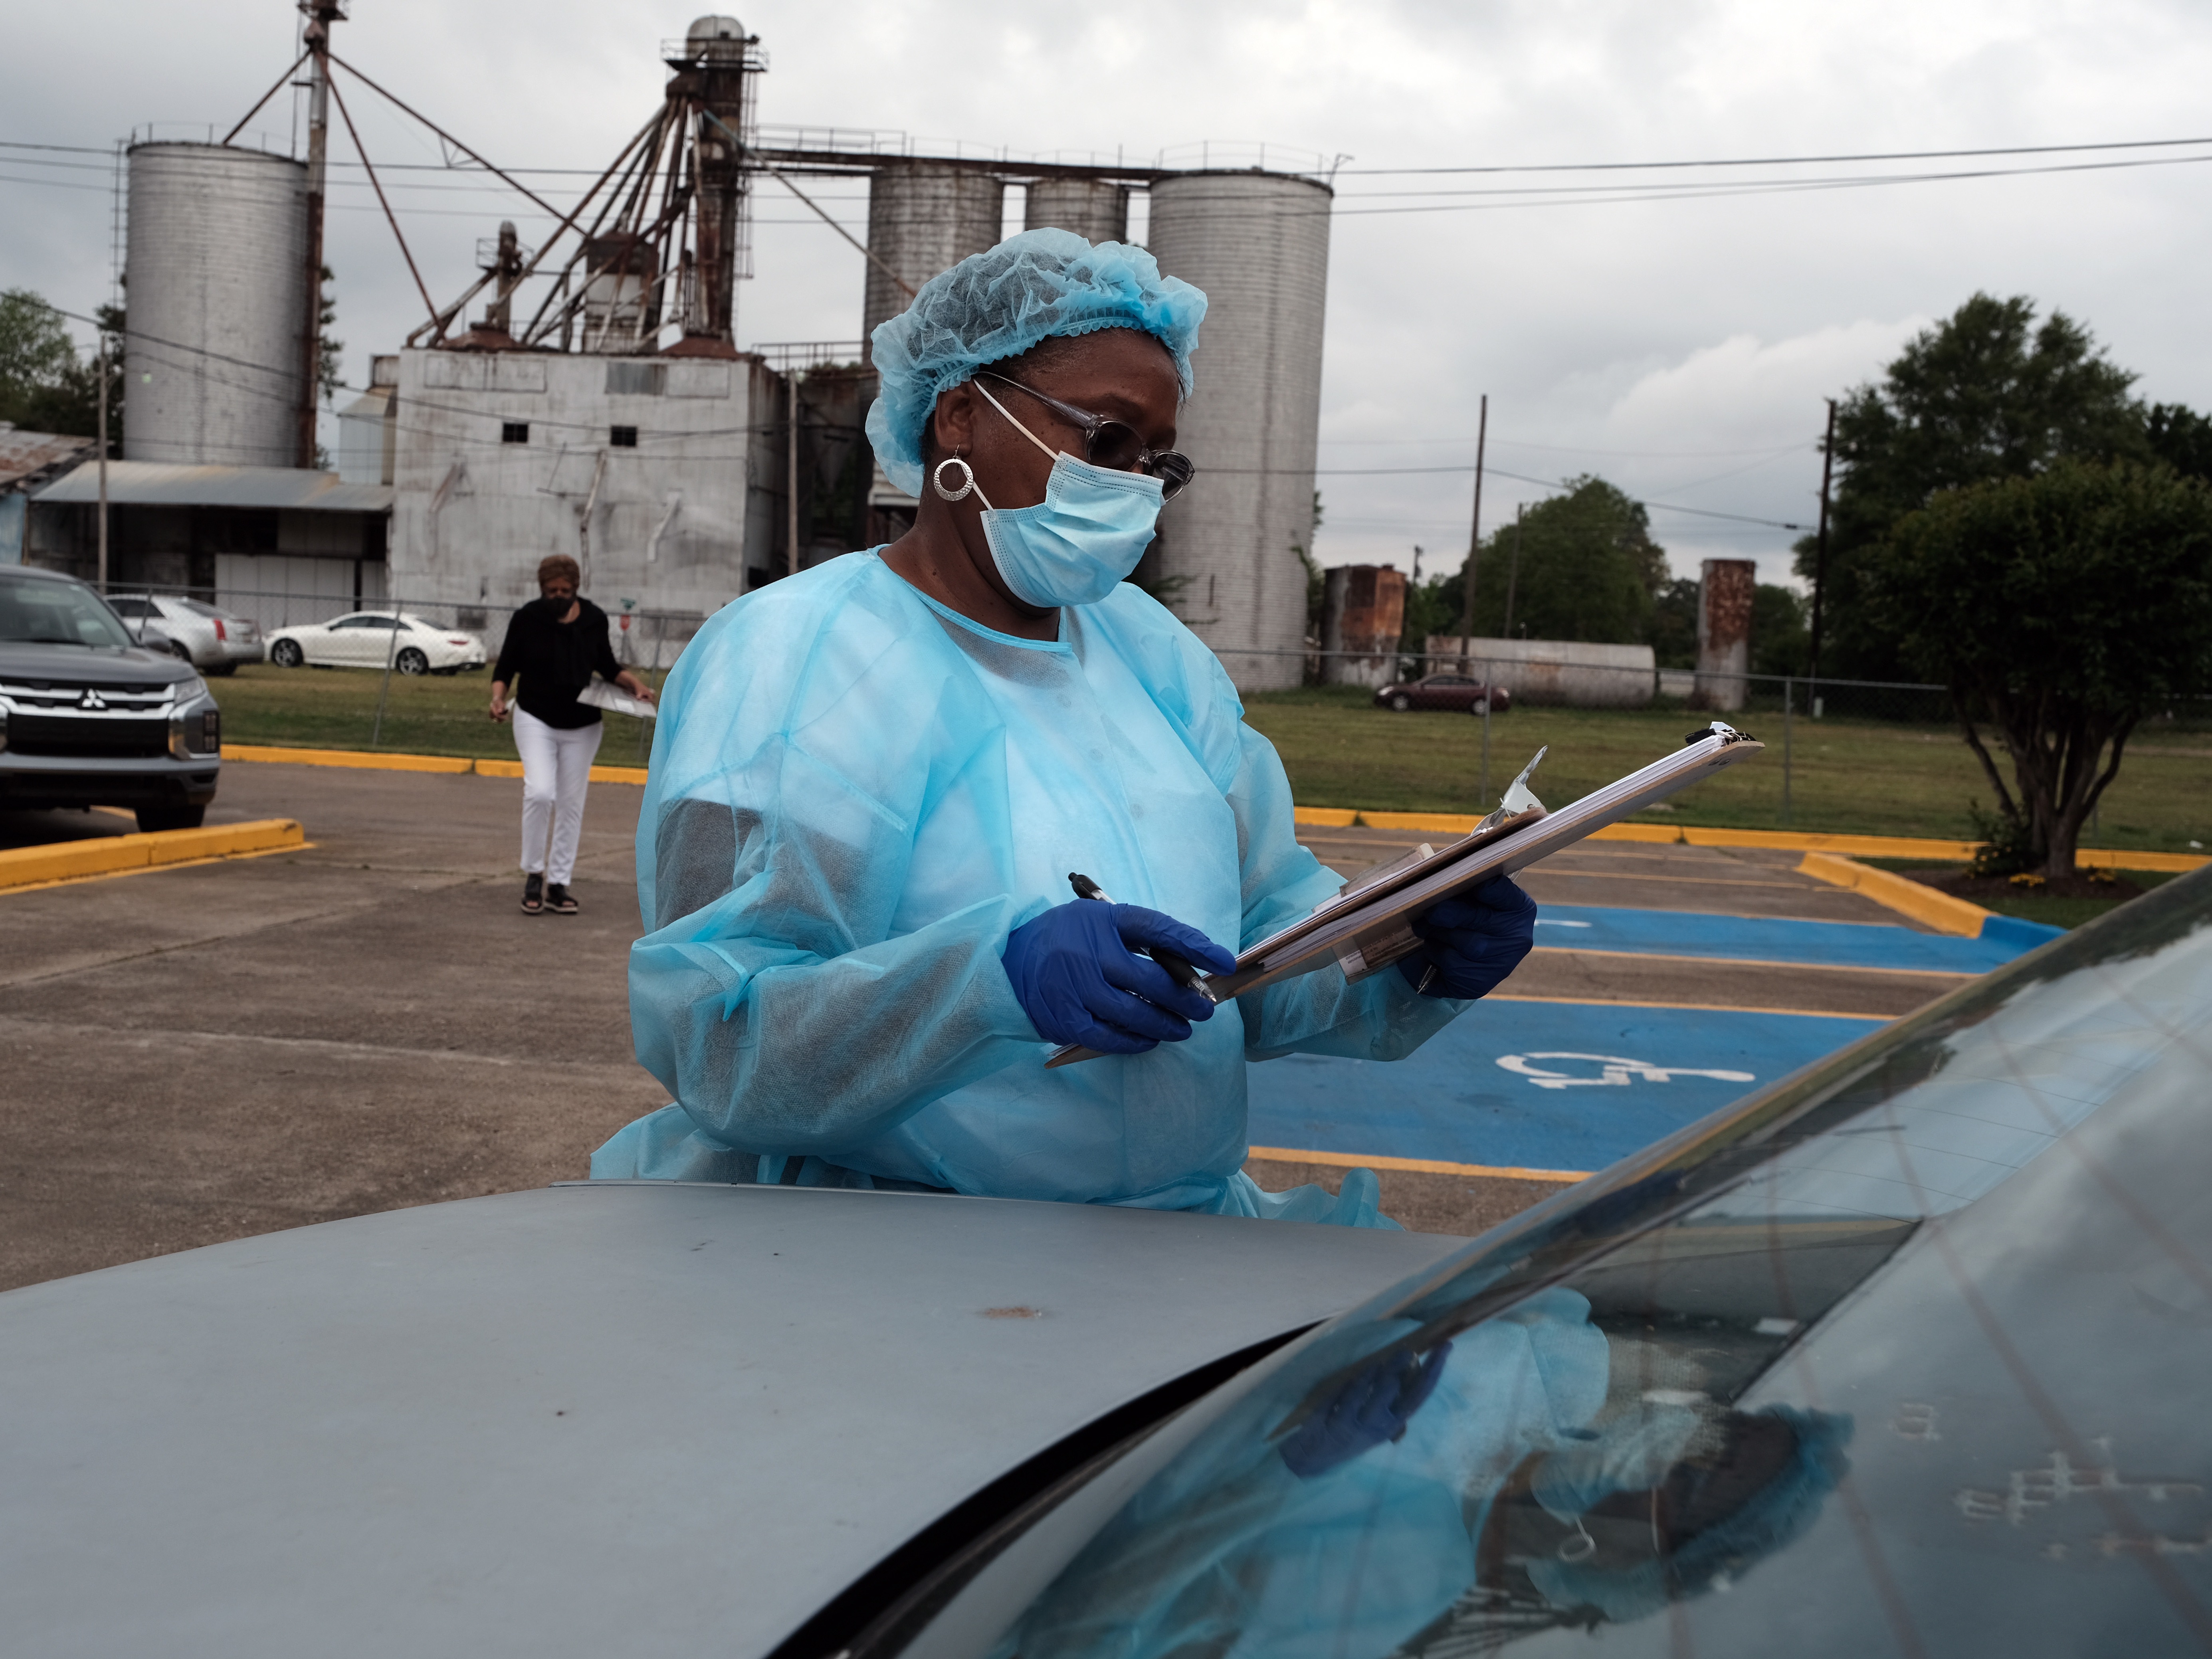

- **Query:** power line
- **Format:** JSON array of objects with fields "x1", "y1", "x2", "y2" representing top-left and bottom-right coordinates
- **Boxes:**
[{"x1": 1335, "y1": 132, "x2": 2212, "y2": 176}]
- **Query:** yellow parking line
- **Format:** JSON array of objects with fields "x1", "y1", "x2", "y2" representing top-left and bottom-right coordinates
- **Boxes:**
[
  {"x1": 0, "y1": 839, "x2": 315, "y2": 895},
  {"x1": 1248, "y1": 1146, "x2": 1591, "y2": 1184}
]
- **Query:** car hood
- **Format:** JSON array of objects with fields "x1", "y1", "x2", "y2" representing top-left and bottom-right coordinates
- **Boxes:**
[
  {"x1": 0, "y1": 639, "x2": 196, "y2": 688},
  {"x1": 0, "y1": 1182, "x2": 1464, "y2": 1658}
]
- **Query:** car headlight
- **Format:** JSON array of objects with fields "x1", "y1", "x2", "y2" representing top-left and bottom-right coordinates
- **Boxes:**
[{"x1": 170, "y1": 675, "x2": 206, "y2": 704}]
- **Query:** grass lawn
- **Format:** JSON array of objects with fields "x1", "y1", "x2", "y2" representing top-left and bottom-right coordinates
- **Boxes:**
[
  {"x1": 212, "y1": 666, "x2": 2211, "y2": 855},
  {"x1": 1853, "y1": 858, "x2": 2185, "y2": 930},
  {"x1": 1241, "y1": 686, "x2": 2212, "y2": 855},
  {"x1": 212, "y1": 662, "x2": 665, "y2": 766}
]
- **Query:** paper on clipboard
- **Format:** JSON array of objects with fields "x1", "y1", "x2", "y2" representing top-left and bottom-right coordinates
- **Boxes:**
[
  {"x1": 1045, "y1": 721, "x2": 1763, "y2": 1068},
  {"x1": 576, "y1": 680, "x2": 657, "y2": 720}
]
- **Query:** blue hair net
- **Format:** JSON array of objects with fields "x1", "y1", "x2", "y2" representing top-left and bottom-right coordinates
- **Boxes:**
[{"x1": 864, "y1": 228, "x2": 1207, "y2": 496}]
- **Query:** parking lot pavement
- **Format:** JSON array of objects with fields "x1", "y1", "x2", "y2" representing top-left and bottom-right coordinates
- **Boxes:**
[
  {"x1": 0, "y1": 774, "x2": 1988, "y2": 1292},
  {"x1": 1279, "y1": 824, "x2": 1980, "y2": 1216},
  {"x1": 0, "y1": 762, "x2": 665, "y2": 1291}
]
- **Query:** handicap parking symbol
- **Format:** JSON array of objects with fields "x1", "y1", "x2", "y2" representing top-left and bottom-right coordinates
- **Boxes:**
[{"x1": 1496, "y1": 1052, "x2": 1756, "y2": 1091}]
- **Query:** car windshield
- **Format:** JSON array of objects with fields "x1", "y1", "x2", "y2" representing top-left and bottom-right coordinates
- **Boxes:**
[
  {"x1": 181, "y1": 600, "x2": 228, "y2": 619},
  {"x1": 0, "y1": 574, "x2": 135, "y2": 649},
  {"x1": 977, "y1": 870, "x2": 2212, "y2": 1659}
]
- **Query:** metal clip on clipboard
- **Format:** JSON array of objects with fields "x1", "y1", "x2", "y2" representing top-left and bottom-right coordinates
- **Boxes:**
[{"x1": 1044, "y1": 722, "x2": 1762, "y2": 1069}]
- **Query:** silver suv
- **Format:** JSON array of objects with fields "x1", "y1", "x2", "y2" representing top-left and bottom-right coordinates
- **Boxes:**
[{"x1": 0, "y1": 566, "x2": 222, "y2": 832}]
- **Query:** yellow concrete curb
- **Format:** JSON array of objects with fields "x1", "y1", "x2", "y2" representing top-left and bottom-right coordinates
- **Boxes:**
[
  {"x1": 0, "y1": 818, "x2": 307, "y2": 891},
  {"x1": 222, "y1": 744, "x2": 470, "y2": 774},
  {"x1": 1289, "y1": 806, "x2": 2205, "y2": 873},
  {"x1": 1360, "y1": 809, "x2": 1482, "y2": 833},
  {"x1": 220, "y1": 745, "x2": 653, "y2": 786},
  {"x1": 1247, "y1": 1146, "x2": 1590, "y2": 1184},
  {"x1": 1798, "y1": 851, "x2": 1992, "y2": 937},
  {"x1": 2077, "y1": 848, "x2": 2209, "y2": 874}
]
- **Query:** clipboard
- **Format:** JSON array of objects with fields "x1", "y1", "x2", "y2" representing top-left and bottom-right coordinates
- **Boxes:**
[
  {"x1": 1046, "y1": 721, "x2": 1763, "y2": 1068},
  {"x1": 576, "y1": 680, "x2": 657, "y2": 720}
]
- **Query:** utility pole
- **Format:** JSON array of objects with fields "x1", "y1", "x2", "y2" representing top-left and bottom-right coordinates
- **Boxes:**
[
  {"x1": 1807, "y1": 398, "x2": 1837, "y2": 685},
  {"x1": 95, "y1": 330, "x2": 109, "y2": 592},
  {"x1": 1456, "y1": 393, "x2": 1487, "y2": 656},
  {"x1": 786, "y1": 371, "x2": 801, "y2": 580},
  {"x1": 1502, "y1": 503, "x2": 1525, "y2": 641},
  {"x1": 297, "y1": 1, "x2": 343, "y2": 469}
]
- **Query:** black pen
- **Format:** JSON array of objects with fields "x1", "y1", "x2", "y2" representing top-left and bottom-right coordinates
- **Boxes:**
[{"x1": 1068, "y1": 872, "x2": 1218, "y2": 1002}]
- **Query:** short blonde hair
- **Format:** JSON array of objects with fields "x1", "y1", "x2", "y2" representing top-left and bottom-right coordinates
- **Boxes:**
[{"x1": 537, "y1": 554, "x2": 581, "y2": 592}]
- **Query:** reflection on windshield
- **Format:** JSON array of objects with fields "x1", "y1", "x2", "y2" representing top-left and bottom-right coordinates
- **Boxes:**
[
  {"x1": 0, "y1": 575, "x2": 133, "y2": 649},
  {"x1": 996, "y1": 871, "x2": 2212, "y2": 1658}
]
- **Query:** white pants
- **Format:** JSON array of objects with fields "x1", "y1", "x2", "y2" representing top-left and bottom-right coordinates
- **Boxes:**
[{"x1": 513, "y1": 707, "x2": 602, "y2": 885}]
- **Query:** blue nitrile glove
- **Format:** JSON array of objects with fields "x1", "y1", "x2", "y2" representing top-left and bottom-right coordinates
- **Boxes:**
[
  {"x1": 1398, "y1": 876, "x2": 1537, "y2": 999},
  {"x1": 1002, "y1": 901, "x2": 1238, "y2": 1055},
  {"x1": 1279, "y1": 1342, "x2": 1455, "y2": 1479}
]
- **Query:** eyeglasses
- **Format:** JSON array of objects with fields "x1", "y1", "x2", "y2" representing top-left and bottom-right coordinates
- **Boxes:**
[{"x1": 974, "y1": 372, "x2": 1196, "y2": 500}]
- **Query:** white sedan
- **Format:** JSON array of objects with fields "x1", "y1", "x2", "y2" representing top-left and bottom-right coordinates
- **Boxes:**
[{"x1": 265, "y1": 611, "x2": 486, "y2": 675}]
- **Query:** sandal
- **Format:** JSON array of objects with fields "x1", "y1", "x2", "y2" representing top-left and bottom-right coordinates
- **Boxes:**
[
  {"x1": 521, "y1": 873, "x2": 544, "y2": 915},
  {"x1": 546, "y1": 882, "x2": 579, "y2": 916}
]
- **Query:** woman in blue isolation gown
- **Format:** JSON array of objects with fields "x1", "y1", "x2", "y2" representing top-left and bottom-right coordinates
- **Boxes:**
[{"x1": 592, "y1": 229, "x2": 1535, "y2": 1222}]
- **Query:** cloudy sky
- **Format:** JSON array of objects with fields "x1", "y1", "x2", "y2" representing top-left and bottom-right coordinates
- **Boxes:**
[{"x1": 7, "y1": 0, "x2": 2211, "y2": 585}]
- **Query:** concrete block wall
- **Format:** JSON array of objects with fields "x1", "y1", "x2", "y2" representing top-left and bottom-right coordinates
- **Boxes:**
[
  {"x1": 386, "y1": 349, "x2": 779, "y2": 645},
  {"x1": 1425, "y1": 635, "x2": 1658, "y2": 707}
]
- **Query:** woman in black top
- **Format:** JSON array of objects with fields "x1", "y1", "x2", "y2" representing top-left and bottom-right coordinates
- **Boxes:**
[{"x1": 489, "y1": 554, "x2": 656, "y2": 915}]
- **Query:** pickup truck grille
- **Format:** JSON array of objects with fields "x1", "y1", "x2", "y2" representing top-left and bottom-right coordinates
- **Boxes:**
[{"x1": 7, "y1": 714, "x2": 172, "y2": 758}]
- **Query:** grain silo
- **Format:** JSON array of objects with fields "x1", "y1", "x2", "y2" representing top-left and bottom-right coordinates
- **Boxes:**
[
  {"x1": 1145, "y1": 170, "x2": 1331, "y2": 691},
  {"x1": 123, "y1": 142, "x2": 312, "y2": 469},
  {"x1": 1023, "y1": 178, "x2": 1128, "y2": 244},
  {"x1": 861, "y1": 165, "x2": 1004, "y2": 347}
]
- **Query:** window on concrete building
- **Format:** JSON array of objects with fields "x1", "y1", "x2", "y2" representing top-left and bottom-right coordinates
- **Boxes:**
[
  {"x1": 606, "y1": 362, "x2": 667, "y2": 397},
  {"x1": 610, "y1": 426, "x2": 639, "y2": 448},
  {"x1": 501, "y1": 422, "x2": 530, "y2": 444}
]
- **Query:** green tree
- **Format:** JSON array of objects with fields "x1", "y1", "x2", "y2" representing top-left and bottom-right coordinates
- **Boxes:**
[
  {"x1": 0, "y1": 288, "x2": 79, "y2": 424},
  {"x1": 1799, "y1": 293, "x2": 2148, "y2": 679},
  {"x1": 1646, "y1": 576, "x2": 1699, "y2": 669},
  {"x1": 1867, "y1": 459, "x2": 2212, "y2": 877},
  {"x1": 1429, "y1": 476, "x2": 1664, "y2": 645},
  {"x1": 1750, "y1": 583, "x2": 1809, "y2": 677},
  {"x1": 0, "y1": 292, "x2": 123, "y2": 445},
  {"x1": 2147, "y1": 402, "x2": 2212, "y2": 483}
]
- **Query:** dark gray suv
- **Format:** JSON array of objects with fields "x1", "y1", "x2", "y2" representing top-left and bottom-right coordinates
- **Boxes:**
[{"x1": 0, "y1": 565, "x2": 222, "y2": 831}]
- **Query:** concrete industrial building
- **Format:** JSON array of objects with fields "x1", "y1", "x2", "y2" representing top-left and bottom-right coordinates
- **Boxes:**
[{"x1": 32, "y1": 13, "x2": 1336, "y2": 687}]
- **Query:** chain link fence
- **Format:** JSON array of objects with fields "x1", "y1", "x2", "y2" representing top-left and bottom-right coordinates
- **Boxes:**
[
  {"x1": 109, "y1": 581, "x2": 703, "y2": 763},
  {"x1": 100, "y1": 584, "x2": 2209, "y2": 845},
  {"x1": 1214, "y1": 644, "x2": 2211, "y2": 838}
]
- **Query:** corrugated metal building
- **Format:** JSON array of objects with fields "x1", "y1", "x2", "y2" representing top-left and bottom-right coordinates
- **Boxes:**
[{"x1": 29, "y1": 460, "x2": 394, "y2": 626}]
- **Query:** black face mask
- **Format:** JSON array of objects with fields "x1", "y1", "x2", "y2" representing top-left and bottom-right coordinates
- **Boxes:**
[{"x1": 539, "y1": 593, "x2": 575, "y2": 616}]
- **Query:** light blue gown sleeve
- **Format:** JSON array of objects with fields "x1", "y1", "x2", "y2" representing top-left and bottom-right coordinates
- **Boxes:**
[
  {"x1": 1222, "y1": 720, "x2": 1472, "y2": 1062},
  {"x1": 625, "y1": 574, "x2": 1045, "y2": 1159}
]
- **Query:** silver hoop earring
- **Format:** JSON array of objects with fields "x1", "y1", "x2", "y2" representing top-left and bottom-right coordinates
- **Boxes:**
[{"x1": 933, "y1": 457, "x2": 977, "y2": 501}]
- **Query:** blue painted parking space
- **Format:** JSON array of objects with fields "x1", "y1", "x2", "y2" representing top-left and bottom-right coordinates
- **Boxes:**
[
  {"x1": 1534, "y1": 903, "x2": 2052, "y2": 974},
  {"x1": 1249, "y1": 995, "x2": 1886, "y2": 1175}
]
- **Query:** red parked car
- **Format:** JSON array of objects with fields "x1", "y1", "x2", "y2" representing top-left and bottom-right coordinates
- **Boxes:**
[{"x1": 1372, "y1": 671, "x2": 1513, "y2": 715}]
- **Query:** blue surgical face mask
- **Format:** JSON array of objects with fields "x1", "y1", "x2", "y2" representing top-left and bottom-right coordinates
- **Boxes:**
[{"x1": 961, "y1": 380, "x2": 1166, "y2": 609}]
